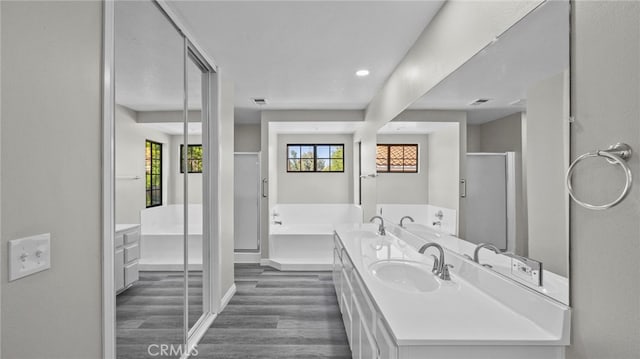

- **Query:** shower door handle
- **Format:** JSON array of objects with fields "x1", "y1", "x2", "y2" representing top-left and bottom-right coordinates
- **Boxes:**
[
  {"x1": 262, "y1": 178, "x2": 268, "y2": 198},
  {"x1": 460, "y1": 179, "x2": 467, "y2": 198}
]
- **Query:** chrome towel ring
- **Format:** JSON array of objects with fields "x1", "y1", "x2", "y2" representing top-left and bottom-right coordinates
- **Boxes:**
[{"x1": 566, "y1": 143, "x2": 633, "y2": 210}]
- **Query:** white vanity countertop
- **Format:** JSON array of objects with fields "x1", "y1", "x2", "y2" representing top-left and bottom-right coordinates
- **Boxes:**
[
  {"x1": 335, "y1": 223, "x2": 569, "y2": 346},
  {"x1": 116, "y1": 224, "x2": 140, "y2": 233}
]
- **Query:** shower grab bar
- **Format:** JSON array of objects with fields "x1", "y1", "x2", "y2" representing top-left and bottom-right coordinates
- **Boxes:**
[{"x1": 566, "y1": 142, "x2": 633, "y2": 210}]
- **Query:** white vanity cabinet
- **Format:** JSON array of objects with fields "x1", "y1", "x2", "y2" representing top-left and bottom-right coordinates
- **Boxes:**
[
  {"x1": 333, "y1": 226, "x2": 570, "y2": 359},
  {"x1": 115, "y1": 224, "x2": 141, "y2": 293},
  {"x1": 333, "y1": 233, "x2": 397, "y2": 359}
]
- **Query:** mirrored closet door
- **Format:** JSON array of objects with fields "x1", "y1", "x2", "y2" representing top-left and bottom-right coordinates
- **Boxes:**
[{"x1": 113, "y1": 1, "x2": 216, "y2": 357}]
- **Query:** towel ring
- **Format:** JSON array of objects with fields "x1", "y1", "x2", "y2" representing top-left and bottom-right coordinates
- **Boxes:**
[{"x1": 566, "y1": 143, "x2": 633, "y2": 210}]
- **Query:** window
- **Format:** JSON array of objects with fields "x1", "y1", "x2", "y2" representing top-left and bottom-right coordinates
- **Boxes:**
[
  {"x1": 376, "y1": 144, "x2": 418, "y2": 173},
  {"x1": 287, "y1": 144, "x2": 344, "y2": 172},
  {"x1": 180, "y1": 144, "x2": 203, "y2": 173},
  {"x1": 145, "y1": 140, "x2": 162, "y2": 208}
]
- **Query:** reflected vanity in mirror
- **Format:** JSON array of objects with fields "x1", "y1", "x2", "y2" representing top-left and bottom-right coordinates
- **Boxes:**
[{"x1": 375, "y1": 0, "x2": 570, "y2": 304}]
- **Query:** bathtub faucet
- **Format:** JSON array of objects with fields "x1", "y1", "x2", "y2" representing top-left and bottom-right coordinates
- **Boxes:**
[
  {"x1": 399, "y1": 215, "x2": 414, "y2": 228},
  {"x1": 473, "y1": 243, "x2": 502, "y2": 263},
  {"x1": 369, "y1": 216, "x2": 386, "y2": 236}
]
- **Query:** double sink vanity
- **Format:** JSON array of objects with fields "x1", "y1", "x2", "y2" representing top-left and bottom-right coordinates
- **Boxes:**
[{"x1": 333, "y1": 221, "x2": 570, "y2": 359}]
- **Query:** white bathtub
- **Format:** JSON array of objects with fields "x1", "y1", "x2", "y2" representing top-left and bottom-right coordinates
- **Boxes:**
[
  {"x1": 376, "y1": 203, "x2": 457, "y2": 235},
  {"x1": 266, "y1": 204, "x2": 362, "y2": 271},
  {"x1": 139, "y1": 204, "x2": 203, "y2": 271}
]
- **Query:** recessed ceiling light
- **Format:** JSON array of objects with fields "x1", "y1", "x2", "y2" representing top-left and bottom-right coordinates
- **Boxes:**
[{"x1": 355, "y1": 69, "x2": 370, "y2": 77}]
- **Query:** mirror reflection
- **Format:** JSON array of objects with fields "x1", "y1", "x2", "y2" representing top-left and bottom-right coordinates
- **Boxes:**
[
  {"x1": 114, "y1": 0, "x2": 211, "y2": 356},
  {"x1": 376, "y1": 1, "x2": 569, "y2": 304},
  {"x1": 114, "y1": 0, "x2": 186, "y2": 356},
  {"x1": 186, "y1": 54, "x2": 205, "y2": 331}
]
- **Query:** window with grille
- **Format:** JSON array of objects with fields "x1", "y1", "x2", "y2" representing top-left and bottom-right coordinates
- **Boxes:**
[
  {"x1": 376, "y1": 144, "x2": 418, "y2": 173},
  {"x1": 145, "y1": 140, "x2": 163, "y2": 208},
  {"x1": 287, "y1": 144, "x2": 344, "y2": 172},
  {"x1": 180, "y1": 144, "x2": 203, "y2": 173}
]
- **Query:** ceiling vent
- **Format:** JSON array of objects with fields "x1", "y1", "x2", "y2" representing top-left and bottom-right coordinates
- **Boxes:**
[
  {"x1": 470, "y1": 98, "x2": 490, "y2": 106},
  {"x1": 252, "y1": 98, "x2": 267, "y2": 105}
]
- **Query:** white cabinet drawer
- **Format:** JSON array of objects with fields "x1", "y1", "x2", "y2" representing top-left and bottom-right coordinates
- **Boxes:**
[
  {"x1": 124, "y1": 262, "x2": 139, "y2": 286},
  {"x1": 334, "y1": 233, "x2": 344, "y2": 255},
  {"x1": 124, "y1": 230, "x2": 140, "y2": 245},
  {"x1": 376, "y1": 319, "x2": 398, "y2": 359},
  {"x1": 115, "y1": 248, "x2": 125, "y2": 291},
  {"x1": 352, "y1": 303, "x2": 362, "y2": 359},
  {"x1": 361, "y1": 324, "x2": 378, "y2": 359},
  {"x1": 124, "y1": 243, "x2": 140, "y2": 263},
  {"x1": 115, "y1": 233, "x2": 124, "y2": 248},
  {"x1": 333, "y1": 249, "x2": 343, "y2": 312},
  {"x1": 354, "y1": 273, "x2": 376, "y2": 333},
  {"x1": 341, "y1": 269, "x2": 353, "y2": 315},
  {"x1": 342, "y1": 294, "x2": 353, "y2": 348}
]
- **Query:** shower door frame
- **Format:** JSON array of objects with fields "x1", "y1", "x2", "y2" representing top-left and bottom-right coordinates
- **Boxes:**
[{"x1": 102, "y1": 1, "x2": 222, "y2": 358}]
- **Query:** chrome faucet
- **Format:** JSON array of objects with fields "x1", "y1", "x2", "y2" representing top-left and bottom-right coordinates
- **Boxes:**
[
  {"x1": 399, "y1": 215, "x2": 414, "y2": 227},
  {"x1": 369, "y1": 216, "x2": 386, "y2": 236},
  {"x1": 473, "y1": 243, "x2": 502, "y2": 263},
  {"x1": 418, "y1": 242, "x2": 451, "y2": 280}
]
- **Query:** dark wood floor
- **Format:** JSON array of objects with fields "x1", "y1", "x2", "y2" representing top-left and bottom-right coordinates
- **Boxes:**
[
  {"x1": 116, "y1": 271, "x2": 203, "y2": 359},
  {"x1": 116, "y1": 264, "x2": 350, "y2": 359}
]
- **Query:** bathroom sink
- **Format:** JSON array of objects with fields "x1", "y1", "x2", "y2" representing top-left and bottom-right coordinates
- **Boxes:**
[{"x1": 369, "y1": 260, "x2": 440, "y2": 293}]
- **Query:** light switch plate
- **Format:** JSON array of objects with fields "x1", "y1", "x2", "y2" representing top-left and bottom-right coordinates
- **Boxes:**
[{"x1": 8, "y1": 233, "x2": 51, "y2": 281}]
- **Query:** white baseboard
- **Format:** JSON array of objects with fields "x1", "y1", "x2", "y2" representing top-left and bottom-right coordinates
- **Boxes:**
[
  {"x1": 234, "y1": 252, "x2": 261, "y2": 263},
  {"x1": 260, "y1": 258, "x2": 332, "y2": 271},
  {"x1": 220, "y1": 283, "x2": 236, "y2": 311},
  {"x1": 182, "y1": 312, "x2": 216, "y2": 359}
]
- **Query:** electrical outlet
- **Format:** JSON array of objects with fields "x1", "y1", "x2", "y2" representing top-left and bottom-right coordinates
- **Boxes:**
[
  {"x1": 510, "y1": 256, "x2": 542, "y2": 287},
  {"x1": 8, "y1": 233, "x2": 51, "y2": 281}
]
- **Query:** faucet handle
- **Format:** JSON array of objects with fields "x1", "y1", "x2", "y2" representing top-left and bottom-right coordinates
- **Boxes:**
[{"x1": 440, "y1": 264, "x2": 453, "y2": 281}]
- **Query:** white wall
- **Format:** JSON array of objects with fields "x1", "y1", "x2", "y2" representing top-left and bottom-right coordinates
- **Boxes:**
[
  {"x1": 526, "y1": 72, "x2": 569, "y2": 277},
  {"x1": 115, "y1": 105, "x2": 171, "y2": 224},
  {"x1": 235, "y1": 124, "x2": 261, "y2": 152},
  {"x1": 475, "y1": 112, "x2": 523, "y2": 153},
  {"x1": 1, "y1": 2, "x2": 102, "y2": 357},
  {"x1": 277, "y1": 133, "x2": 354, "y2": 204},
  {"x1": 376, "y1": 134, "x2": 429, "y2": 205},
  {"x1": 427, "y1": 125, "x2": 460, "y2": 224},
  {"x1": 137, "y1": 109, "x2": 201, "y2": 123},
  {"x1": 169, "y1": 134, "x2": 203, "y2": 204},
  {"x1": 467, "y1": 124, "x2": 481, "y2": 152},
  {"x1": 568, "y1": 2, "x2": 640, "y2": 358}
]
